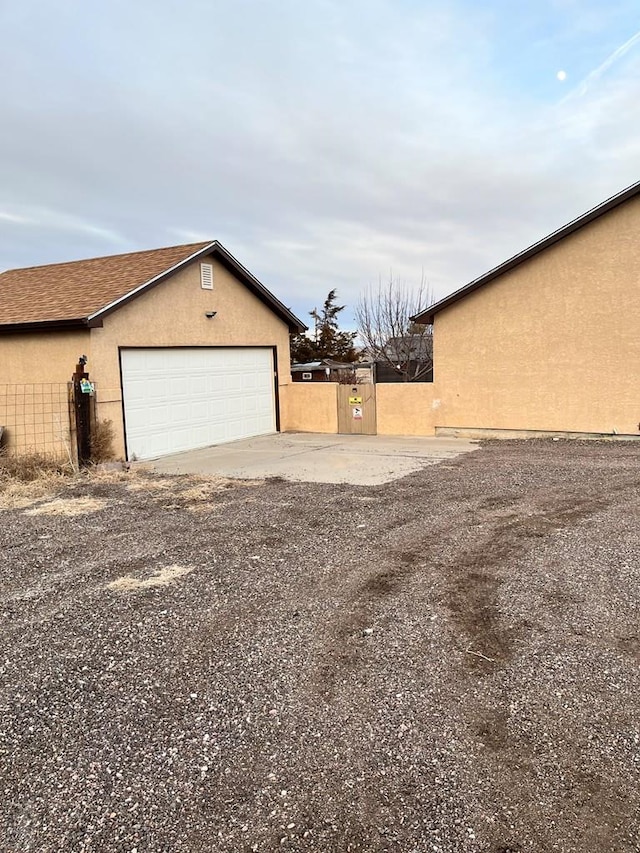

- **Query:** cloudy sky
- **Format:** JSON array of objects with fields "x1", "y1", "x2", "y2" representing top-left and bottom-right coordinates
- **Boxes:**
[{"x1": 1, "y1": 0, "x2": 639, "y2": 326}]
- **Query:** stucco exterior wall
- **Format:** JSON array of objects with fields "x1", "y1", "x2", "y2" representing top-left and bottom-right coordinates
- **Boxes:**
[
  {"x1": 279, "y1": 383, "x2": 338, "y2": 434},
  {"x1": 0, "y1": 330, "x2": 90, "y2": 384},
  {"x1": 279, "y1": 383, "x2": 437, "y2": 436},
  {"x1": 432, "y1": 196, "x2": 640, "y2": 436},
  {"x1": 0, "y1": 331, "x2": 89, "y2": 457},
  {"x1": 376, "y1": 384, "x2": 436, "y2": 436},
  {"x1": 88, "y1": 255, "x2": 292, "y2": 457}
]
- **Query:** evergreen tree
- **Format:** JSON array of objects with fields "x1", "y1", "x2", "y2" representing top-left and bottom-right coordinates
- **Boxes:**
[
  {"x1": 290, "y1": 290, "x2": 358, "y2": 363},
  {"x1": 289, "y1": 331, "x2": 318, "y2": 363}
]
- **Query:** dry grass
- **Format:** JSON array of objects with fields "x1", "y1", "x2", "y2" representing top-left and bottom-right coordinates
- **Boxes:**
[
  {"x1": 107, "y1": 564, "x2": 194, "y2": 592},
  {"x1": 0, "y1": 452, "x2": 260, "y2": 514},
  {"x1": 24, "y1": 496, "x2": 108, "y2": 517},
  {"x1": 86, "y1": 466, "x2": 137, "y2": 484},
  {"x1": 125, "y1": 476, "x2": 176, "y2": 493},
  {"x1": 126, "y1": 474, "x2": 262, "y2": 511},
  {"x1": 90, "y1": 419, "x2": 116, "y2": 464},
  {"x1": 0, "y1": 479, "x2": 64, "y2": 511},
  {"x1": 0, "y1": 450, "x2": 72, "y2": 483},
  {"x1": 0, "y1": 451, "x2": 73, "y2": 510}
]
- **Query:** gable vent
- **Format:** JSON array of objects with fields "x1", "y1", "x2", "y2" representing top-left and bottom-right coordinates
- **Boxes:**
[{"x1": 200, "y1": 263, "x2": 214, "y2": 290}]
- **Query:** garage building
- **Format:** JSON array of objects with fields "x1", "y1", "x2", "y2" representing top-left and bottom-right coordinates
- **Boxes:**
[
  {"x1": 413, "y1": 180, "x2": 640, "y2": 438},
  {"x1": 0, "y1": 241, "x2": 305, "y2": 460}
]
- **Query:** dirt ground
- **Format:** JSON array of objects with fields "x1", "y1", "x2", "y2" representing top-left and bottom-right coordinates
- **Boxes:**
[{"x1": 1, "y1": 439, "x2": 639, "y2": 853}]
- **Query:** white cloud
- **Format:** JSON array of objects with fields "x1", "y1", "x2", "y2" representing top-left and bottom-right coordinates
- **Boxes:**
[
  {"x1": 0, "y1": 205, "x2": 126, "y2": 245},
  {"x1": 563, "y1": 26, "x2": 640, "y2": 98},
  {"x1": 0, "y1": 0, "x2": 639, "y2": 318},
  {"x1": 0, "y1": 211, "x2": 34, "y2": 225}
]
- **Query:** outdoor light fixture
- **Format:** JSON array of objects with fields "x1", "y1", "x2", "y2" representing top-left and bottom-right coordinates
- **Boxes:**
[{"x1": 205, "y1": 311, "x2": 217, "y2": 318}]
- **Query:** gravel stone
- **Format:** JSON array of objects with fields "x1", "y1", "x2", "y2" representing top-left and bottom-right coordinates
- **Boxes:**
[{"x1": 1, "y1": 439, "x2": 639, "y2": 851}]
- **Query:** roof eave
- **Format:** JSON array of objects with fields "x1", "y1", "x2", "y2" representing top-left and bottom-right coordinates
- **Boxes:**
[
  {"x1": 0, "y1": 318, "x2": 93, "y2": 334},
  {"x1": 84, "y1": 240, "x2": 307, "y2": 333},
  {"x1": 87, "y1": 242, "x2": 220, "y2": 324},
  {"x1": 212, "y1": 243, "x2": 307, "y2": 333},
  {"x1": 412, "y1": 178, "x2": 640, "y2": 325}
]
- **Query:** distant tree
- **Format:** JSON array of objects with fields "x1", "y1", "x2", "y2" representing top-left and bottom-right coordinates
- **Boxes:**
[
  {"x1": 290, "y1": 289, "x2": 359, "y2": 363},
  {"x1": 289, "y1": 331, "x2": 318, "y2": 363},
  {"x1": 313, "y1": 290, "x2": 359, "y2": 362},
  {"x1": 355, "y1": 276, "x2": 434, "y2": 381}
]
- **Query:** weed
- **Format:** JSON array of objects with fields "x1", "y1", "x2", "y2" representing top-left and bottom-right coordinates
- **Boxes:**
[
  {"x1": 90, "y1": 419, "x2": 116, "y2": 463},
  {"x1": 0, "y1": 450, "x2": 72, "y2": 483}
]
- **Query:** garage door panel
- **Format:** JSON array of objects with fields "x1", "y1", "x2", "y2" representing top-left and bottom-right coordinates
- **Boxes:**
[
  {"x1": 121, "y1": 347, "x2": 276, "y2": 460},
  {"x1": 169, "y1": 376, "x2": 186, "y2": 396},
  {"x1": 226, "y1": 396, "x2": 244, "y2": 413},
  {"x1": 148, "y1": 379, "x2": 171, "y2": 400},
  {"x1": 223, "y1": 374, "x2": 241, "y2": 392},
  {"x1": 173, "y1": 403, "x2": 193, "y2": 425},
  {"x1": 143, "y1": 405, "x2": 165, "y2": 426},
  {"x1": 191, "y1": 400, "x2": 208, "y2": 420}
]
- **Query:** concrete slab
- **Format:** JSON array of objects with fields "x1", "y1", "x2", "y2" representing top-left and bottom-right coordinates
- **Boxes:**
[{"x1": 150, "y1": 432, "x2": 479, "y2": 486}]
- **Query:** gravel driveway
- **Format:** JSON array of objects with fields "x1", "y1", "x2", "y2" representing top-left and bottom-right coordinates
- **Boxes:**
[{"x1": 1, "y1": 440, "x2": 639, "y2": 852}]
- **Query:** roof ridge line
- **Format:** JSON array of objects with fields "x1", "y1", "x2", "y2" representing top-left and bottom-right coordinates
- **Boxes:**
[
  {"x1": 414, "y1": 178, "x2": 640, "y2": 324},
  {"x1": 0, "y1": 240, "x2": 214, "y2": 276}
]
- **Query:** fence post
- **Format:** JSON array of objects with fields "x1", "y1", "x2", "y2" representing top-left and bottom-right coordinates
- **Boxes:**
[{"x1": 72, "y1": 357, "x2": 92, "y2": 466}]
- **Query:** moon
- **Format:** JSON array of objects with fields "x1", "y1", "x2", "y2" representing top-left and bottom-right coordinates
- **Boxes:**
[{"x1": 556, "y1": 70, "x2": 567, "y2": 81}]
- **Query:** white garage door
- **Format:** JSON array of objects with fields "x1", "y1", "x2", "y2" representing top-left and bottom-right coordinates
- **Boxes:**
[{"x1": 121, "y1": 347, "x2": 276, "y2": 460}]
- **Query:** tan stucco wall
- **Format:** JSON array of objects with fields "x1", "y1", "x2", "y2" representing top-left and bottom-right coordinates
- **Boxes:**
[
  {"x1": 0, "y1": 330, "x2": 90, "y2": 384},
  {"x1": 0, "y1": 330, "x2": 89, "y2": 457},
  {"x1": 279, "y1": 383, "x2": 437, "y2": 436},
  {"x1": 432, "y1": 196, "x2": 640, "y2": 436},
  {"x1": 376, "y1": 384, "x2": 436, "y2": 436},
  {"x1": 279, "y1": 383, "x2": 338, "y2": 433},
  {"x1": 88, "y1": 255, "x2": 292, "y2": 457}
]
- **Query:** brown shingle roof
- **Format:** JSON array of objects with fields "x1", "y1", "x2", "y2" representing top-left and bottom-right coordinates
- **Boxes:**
[
  {"x1": 0, "y1": 241, "x2": 306, "y2": 333},
  {"x1": 0, "y1": 241, "x2": 212, "y2": 326}
]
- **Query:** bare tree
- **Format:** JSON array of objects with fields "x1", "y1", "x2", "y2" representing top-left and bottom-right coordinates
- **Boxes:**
[{"x1": 356, "y1": 276, "x2": 434, "y2": 382}]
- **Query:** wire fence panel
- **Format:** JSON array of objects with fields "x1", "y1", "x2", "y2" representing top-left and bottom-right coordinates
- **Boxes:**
[{"x1": 0, "y1": 383, "x2": 73, "y2": 460}]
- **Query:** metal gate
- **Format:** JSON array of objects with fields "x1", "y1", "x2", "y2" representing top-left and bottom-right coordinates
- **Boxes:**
[{"x1": 337, "y1": 384, "x2": 376, "y2": 435}]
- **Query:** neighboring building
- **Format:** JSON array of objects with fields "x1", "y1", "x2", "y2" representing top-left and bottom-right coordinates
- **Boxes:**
[
  {"x1": 374, "y1": 361, "x2": 433, "y2": 383},
  {"x1": 291, "y1": 360, "x2": 341, "y2": 382},
  {"x1": 0, "y1": 241, "x2": 305, "y2": 459},
  {"x1": 413, "y1": 181, "x2": 640, "y2": 437},
  {"x1": 291, "y1": 359, "x2": 373, "y2": 384},
  {"x1": 368, "y1": 334, "x2": 433, "y2": 383},
  {"x1": 383, "y1": 334, "x2": 433, "y2": 363}
]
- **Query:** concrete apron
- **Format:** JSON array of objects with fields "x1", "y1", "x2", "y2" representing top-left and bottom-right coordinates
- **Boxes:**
[{"x1": 149, "y1": 432, "x2": 479, "y2": 486}]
